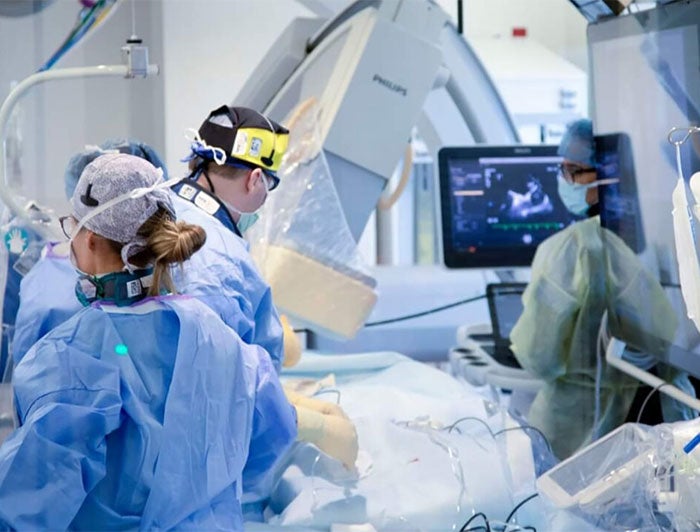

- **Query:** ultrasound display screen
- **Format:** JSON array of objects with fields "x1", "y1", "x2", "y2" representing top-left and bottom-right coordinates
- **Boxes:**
[{"x1": 439, "y1": 145, "x2": 581, "y2": 268}]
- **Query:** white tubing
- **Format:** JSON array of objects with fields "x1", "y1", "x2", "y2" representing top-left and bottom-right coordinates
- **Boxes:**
[{"x1": 606, "y1": 338, "x2": 700, "y2": 413}]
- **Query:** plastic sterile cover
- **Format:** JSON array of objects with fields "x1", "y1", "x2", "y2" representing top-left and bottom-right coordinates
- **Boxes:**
[
  {"x1": 267, "y1": 354, "x2": 545, "y2": 531},
  {"x1": 0, "y1": 202, "x2": 58, "y2": 380},
  {"x1": 248, "y1": 100, "x2": 377, "y2": 339},
  {"x1": 537, "y1": 419, "x2": 700, "y2": 531}
]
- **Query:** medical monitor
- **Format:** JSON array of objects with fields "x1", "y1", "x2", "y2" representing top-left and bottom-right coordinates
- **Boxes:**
[
  {"x1": 596, "y1": 132, "x2": 646, "y2": 254},
  {"x1": 438, "y1": 145, "x2": 581, "y2": 268},
  {"x1": 486, "y1": 283, "x2": 526, "y2": 345}
]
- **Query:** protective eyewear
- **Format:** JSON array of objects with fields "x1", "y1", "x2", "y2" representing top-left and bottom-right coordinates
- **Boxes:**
[
  {"x1": 262, "y1": 172, "x2": 280, "y2": 192},
  {"x1": 225, "y1": 161, "x2": 280, "y2": 191},
  {"x1": 559, "y1": 163, "x2": 596, "y2": 184},
  {"x1": 59, "y1": 215, "x2": 79, "y2": 240}
]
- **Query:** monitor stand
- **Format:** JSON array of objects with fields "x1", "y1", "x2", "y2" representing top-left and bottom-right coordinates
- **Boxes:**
[{"x1": 495, "y1": 269, "x2": 517, "y2": 283}]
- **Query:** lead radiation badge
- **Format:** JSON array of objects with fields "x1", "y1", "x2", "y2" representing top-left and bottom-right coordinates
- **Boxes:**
[{"x1": 4, "y1": 227, "x2": 28, "y2": 255}]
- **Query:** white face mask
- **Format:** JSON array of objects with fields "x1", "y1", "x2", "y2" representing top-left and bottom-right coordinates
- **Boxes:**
[
  {"x1": 556, "y1": 173, "x2": 619, "y2": 216},
  {"x1": 69, "y1": 238, "x2": 82, "y2": 272}
]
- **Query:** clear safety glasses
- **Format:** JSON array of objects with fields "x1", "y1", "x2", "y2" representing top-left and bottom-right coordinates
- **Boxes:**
[
  {"x1": 559, "y1": 163, "x2": 596, "y2": 184},
  {"x1": 59, "y1": 215, "x2": 79, "y2": 240}
]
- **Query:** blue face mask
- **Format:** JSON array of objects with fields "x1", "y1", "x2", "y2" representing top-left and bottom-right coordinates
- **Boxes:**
[
  {"x1": 223, "y1": 172, "x2": 270, "y2": 234},
  {"x1": 235, "y1": 212, "x2": 260, "y2": 233},
  {"x1": 557, "y1": 174, "x2": 590, "y2": 216}
]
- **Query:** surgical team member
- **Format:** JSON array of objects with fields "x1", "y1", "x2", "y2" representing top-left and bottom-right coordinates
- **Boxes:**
[
  {"x1": 510, "y1": 119, "x2": 693, "y2": 459},
  {"x1": 12, "y1": 138, "x2": 167, "y2": 367},
  {"x1": 172, "y1": 105, "x2": 358, "y2": 477},
  {"x1": 0, "y1": 153, "x2": 297, "y2": 529},
  {"x1": 14, "y1": 129, "x2": 356, "y2": 516},
  {"x1": 174, "y1": 105, "x2": 293, "y2": 371}
]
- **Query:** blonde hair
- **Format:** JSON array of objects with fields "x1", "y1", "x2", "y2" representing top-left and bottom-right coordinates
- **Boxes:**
[{"x1": 127, "y1": 208, "x2": 206, "y2": 295}]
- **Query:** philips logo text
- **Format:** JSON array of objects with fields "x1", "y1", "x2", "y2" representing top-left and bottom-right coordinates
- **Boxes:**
[{"x1": 372, "y1": 74, "x2": 407, "y2": 97}]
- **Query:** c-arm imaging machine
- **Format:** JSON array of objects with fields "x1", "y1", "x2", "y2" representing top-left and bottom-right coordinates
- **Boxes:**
[
  {"x1": 236, "y1": 0, "x2": 517, "y2": 240},
  {"x1": 233, "y1": 0, "x2": 522, "y2": 353}
]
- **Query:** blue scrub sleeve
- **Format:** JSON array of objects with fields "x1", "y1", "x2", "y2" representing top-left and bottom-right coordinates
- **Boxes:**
[
  {"x1": 242, "y1": 345, "x2": 297, "y2": 495},
  {"x1": 204, "y1": 290, "x2": 256, "y2": 345},
  {"x1": 0, "y1": 394, "x2": 122, "y2": 528},
  {"x1": 0, "y1": 347, "x2": 122, "y2": 529},
  {"x1": 12, "y1": 253, "x2": 80, "y2": 366}
]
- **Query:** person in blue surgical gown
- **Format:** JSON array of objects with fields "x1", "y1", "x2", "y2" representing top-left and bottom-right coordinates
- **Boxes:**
[
  {"x1": 172, "y1": 105, "x2": 358, "y2": 515},
  {"x1": 510, "y1": 118, "x2": 694, "y2": 460},
  {"x1": 172, "y1": 105, "x2": 294, "y2": 371},
  {"x1": 0, "y1": 153, "x2": 297, "y2": 529},
  {"x1": 12, "y1": 138, "x2": 168, "y2": 367},
  {"x1": 12, "y1": 129, "x2": 357, "y2": 520}
]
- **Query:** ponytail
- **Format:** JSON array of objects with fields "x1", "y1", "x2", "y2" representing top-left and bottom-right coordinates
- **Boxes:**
[{"x1": 129, "y1": 208, "x2": 206, "y2": 295}]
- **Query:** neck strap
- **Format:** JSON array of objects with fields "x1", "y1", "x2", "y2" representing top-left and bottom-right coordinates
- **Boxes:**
[
  {"x1": 76, "y1": 268, "x2": 155, "y2": 307},
  {"x1": 171, "y1": 177, "x2": 241, "y2": 236}
]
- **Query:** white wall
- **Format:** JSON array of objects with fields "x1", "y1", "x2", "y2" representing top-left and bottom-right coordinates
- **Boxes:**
[
  {"x1": 160, "y1": 0, "x2": 313, "y2": 180},
  {"x1": 0, "y1": 0, "x2": 164, "y2": 213},
  {"x1": 435, "y1": 0, "x2": 589, "y2": 72}
]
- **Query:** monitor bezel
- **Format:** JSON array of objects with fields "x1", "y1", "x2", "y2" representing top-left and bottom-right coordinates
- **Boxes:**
[
  {"x1": 595, "y1": 132, "x2": 646, "y2": 254},
  {"x1": 485, "y1": 282, "x2": 527, "y2": 345},
  {"x1": 438, "y1": 144, "x2": 563, "y2": 269}
]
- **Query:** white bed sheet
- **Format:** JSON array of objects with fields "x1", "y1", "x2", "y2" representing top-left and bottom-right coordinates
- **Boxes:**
[{"x1": 245, "y1": 351, "x2": 595, "y2": 531}]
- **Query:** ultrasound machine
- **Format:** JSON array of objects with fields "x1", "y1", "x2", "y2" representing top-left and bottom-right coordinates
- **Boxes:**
[{"x1": 439, "y1": 144, "x2": 582, "y2": 396}]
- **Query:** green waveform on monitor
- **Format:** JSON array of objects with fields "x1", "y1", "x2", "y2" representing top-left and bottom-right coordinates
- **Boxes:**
[{"x1": 492, "y1": 222, "x2": 563, "y2": 231}]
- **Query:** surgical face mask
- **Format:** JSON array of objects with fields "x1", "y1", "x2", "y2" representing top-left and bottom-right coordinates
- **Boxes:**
[
  {"x1": 60, "y1": 215, "x2": 83, "y2": 272},
  {"x1": 69, "y1": 240, "x2": 81, "y2": 271},
  {"x1": 58, "y1": 216, "x2": 87, "y2": 275},
  {"x1": 557, "y1": 174, "x2": 591, "y2": 216},
  {"x1": 230, "y1": 209, "x2": 260, "y2": 233},
  {"x1": 223, "y1": 173, "x2": 270, "y2": 233}
]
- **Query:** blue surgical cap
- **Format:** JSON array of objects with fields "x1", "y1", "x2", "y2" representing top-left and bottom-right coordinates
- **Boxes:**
[
  {"x1": 64, "y1": 138, "x2": 167, "y2": 199},
  {"x1": 557, "y1": 119, "x2": 594, "y2": 167}
]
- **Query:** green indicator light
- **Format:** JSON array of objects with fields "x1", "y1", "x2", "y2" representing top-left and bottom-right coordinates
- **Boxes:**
[{"x1": 115, "y1": 343, "x2": 129, "y2": 356}]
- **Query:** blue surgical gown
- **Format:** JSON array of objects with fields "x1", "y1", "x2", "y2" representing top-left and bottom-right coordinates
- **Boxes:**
[
  {"x1": 0, "y1": 295, "x2": 296, "y2": 529},
  {"x1": 13, "y1": 225, "x2": 289, "y2": 508},
  {"x1": 170, "y1": 192, "x2": 285, "y2": 371},
  {"x1": 12, "y1": 243, "x2": 79, "y2": 366}
]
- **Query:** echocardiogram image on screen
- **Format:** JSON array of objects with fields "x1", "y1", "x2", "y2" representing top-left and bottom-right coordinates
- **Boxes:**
[{"x1": 439, "y1": 145, "x2": 581, "y2": 268}]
